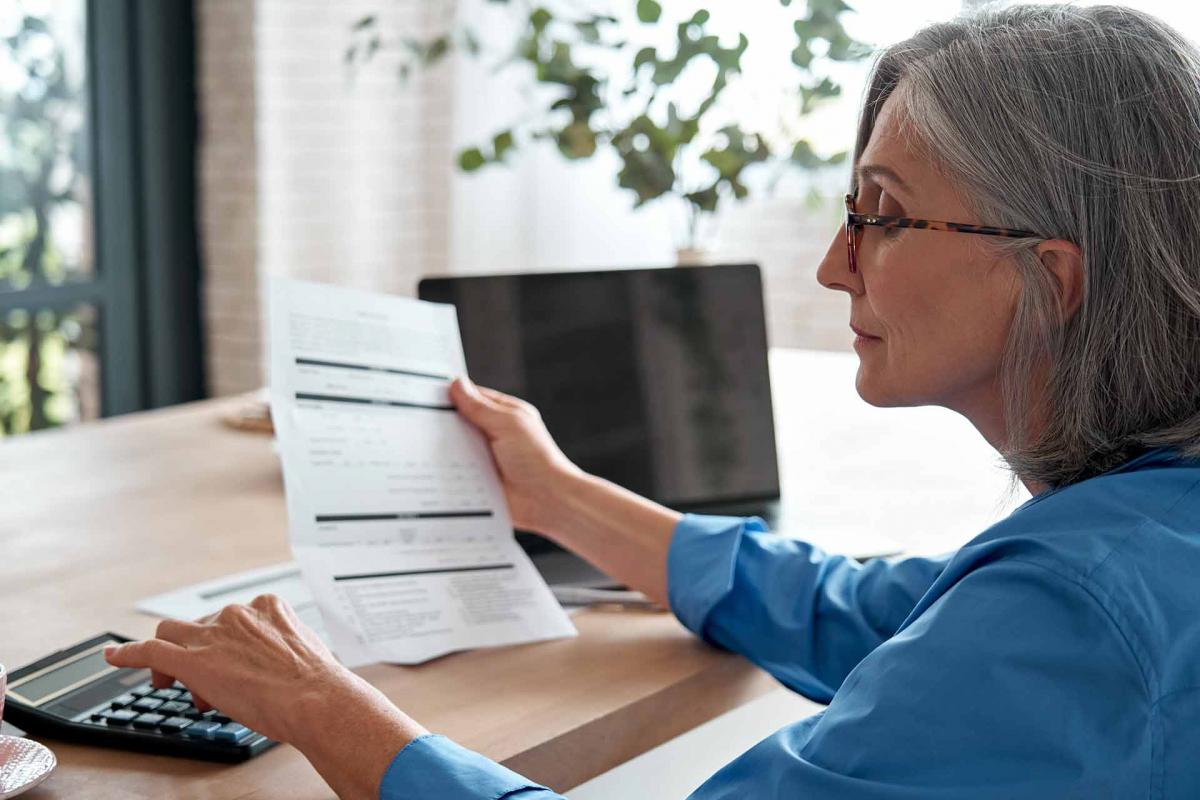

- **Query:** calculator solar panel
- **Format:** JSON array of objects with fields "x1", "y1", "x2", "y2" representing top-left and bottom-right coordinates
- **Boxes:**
[{"x1": 3, "y1": 633, "x2": 274, "y2": 762}]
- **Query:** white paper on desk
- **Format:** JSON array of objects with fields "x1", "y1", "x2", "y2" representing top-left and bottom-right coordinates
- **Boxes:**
[
  {"x1": 136, "y1": 561, "x2": 331, "y2": 645},
  {"x1": 267, "y1": 277, "x2": 576, "y2": 667}
]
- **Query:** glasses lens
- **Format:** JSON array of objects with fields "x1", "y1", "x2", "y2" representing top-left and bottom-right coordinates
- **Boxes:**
[{"x1": 845, "y1": 194, "x2": 858, "y2": 273}]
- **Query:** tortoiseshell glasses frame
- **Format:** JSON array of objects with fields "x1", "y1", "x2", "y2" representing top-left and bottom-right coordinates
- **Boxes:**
[{"x1": 844, "y1": 193, "x2": 1040, "y2": 273}]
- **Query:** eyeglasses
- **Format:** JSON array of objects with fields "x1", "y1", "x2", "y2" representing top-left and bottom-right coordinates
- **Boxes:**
[{"x1": 844, "y1": 193, "x2": 1039, "y2": 273}]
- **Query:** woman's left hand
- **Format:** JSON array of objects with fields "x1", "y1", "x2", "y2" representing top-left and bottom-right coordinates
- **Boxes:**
[{"x1": 105, "y1": 594, "x2": 427, "y2": 799}]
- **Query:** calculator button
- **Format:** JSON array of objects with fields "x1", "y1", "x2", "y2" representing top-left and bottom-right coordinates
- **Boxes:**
[
  {"x1": 129, "y1": 684, "x2": 154, "y2": 698},
  {"x1": 131, "y1": 697, "x2": 164, "y2": 712},
  {"x1": 213, "y1": 723, "x2": 253, "y2": 744},
  {"x1": 110, "y1": 693, "x2": 137, "y2": 709},
  {"x1": 159, "y1": 701, "x2": 189, "y2": 715},
  {"x1": 158, "y1": 716, "x2": 193, "y2": 734},
  {"x1": 132, "y1": 713, "x2": 166, "y2": 729},
  {"x1": 178, "y1": 691, "x2": 193, "y2": 704},
  {"x1": 182, "y1": 708, "x2": 206, "y2": 720},
  {"x1": 182, "y1": 720, "x2": 221, "y2": 739},
  {"x1": 151, "y1": 688, "x2": 182, "y2": 701},
  {"x1": 103, "y1": 709, "x2": 139, "y2": 726}
]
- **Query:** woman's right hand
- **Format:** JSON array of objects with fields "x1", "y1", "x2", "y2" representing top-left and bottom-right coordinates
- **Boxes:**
[
  {"x1": 449, "y1": 377, "x2": 583, "y2": 536},
  {"x1": 451, "y1": 376, "x2": 681, "y2": 606}
]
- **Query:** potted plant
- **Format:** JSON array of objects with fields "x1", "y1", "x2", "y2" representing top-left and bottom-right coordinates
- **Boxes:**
[{"x1": 348, "y1": 0, "x2": 870, "y2": 263}]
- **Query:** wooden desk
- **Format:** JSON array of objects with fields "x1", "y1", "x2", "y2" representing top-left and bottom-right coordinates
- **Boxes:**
[
  {"x1": 0, "y1": 348, "x2": 1023, "y2": 798},
  {"x1": 0, "y1": 398, "x2": 777, "y2": 799}
]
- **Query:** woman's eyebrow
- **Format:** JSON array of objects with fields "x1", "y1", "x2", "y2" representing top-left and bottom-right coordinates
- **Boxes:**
[{"x1": 855, "y1": 163, "x2": 911, "y2": 195}]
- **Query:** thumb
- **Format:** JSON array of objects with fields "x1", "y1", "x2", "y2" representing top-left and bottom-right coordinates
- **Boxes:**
[{"x1": 449, "y1": 377, "x2": 507, "y2": 433}]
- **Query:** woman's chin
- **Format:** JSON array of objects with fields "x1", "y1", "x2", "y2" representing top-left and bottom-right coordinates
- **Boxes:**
[{"x1": 854, "y1": 366, "x2": 905, "y2": 408}]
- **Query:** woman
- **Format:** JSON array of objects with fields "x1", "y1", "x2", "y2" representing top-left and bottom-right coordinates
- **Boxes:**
[{"x1": 107, "y1": 5, "x2": 1200, "y2": 798}]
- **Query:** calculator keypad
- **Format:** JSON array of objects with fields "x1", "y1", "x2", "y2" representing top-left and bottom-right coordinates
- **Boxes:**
[{"x1": 88, "y1": 682, "x2": 262, "y2": 746}]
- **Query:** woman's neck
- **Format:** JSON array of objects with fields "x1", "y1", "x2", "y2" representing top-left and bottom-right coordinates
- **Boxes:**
[{"x1": 951, "y1": 380, "x2": 1049, "y2": 497}]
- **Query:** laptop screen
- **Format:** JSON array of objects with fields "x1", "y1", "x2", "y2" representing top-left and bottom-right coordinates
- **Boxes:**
[{"x1": 418, "y1": 264, "x2": 780, "y2": 509}]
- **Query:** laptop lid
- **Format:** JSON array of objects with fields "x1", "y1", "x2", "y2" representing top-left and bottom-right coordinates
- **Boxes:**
[{"x1": 418, "y1": 264, "x2": 780, "y2": 511}]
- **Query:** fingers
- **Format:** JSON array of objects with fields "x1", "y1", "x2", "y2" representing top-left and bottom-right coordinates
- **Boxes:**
[
  {"x1": 105, "y1": 639, "x2": 189, "y2": 677},
  {"x1": 156, "y1": 618, "x2": 207, "y2": 646},
  {"x1": 249, "y1": 593, "x2": 291, "y2": 616},
  {"x1": 477, "y1": 386, "x2": 532, "y2": 413},
  {"x1": 449, "y1": 377, "x2": 509, "y2": 432},
  {"x1": 249, "y1": 594, "x2": 297, "y2": 628},
  {"x1": 151, "y1": 670, "x2": 177, "y2": 690}
]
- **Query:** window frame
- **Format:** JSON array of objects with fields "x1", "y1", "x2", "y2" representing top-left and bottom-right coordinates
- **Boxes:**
[{"x1": 0, "y1": 0, "x2": 204, "y2": 420}]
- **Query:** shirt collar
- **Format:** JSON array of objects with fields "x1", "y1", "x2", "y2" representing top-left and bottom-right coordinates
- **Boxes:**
[{"x1": 1015, "y1": 446, "x2": 1188, "y2": 513}]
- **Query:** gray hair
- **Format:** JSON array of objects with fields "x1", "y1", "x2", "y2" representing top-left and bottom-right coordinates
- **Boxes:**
[{"x1": 856, "y1": 3, "x2": 1200, "y2": 488}]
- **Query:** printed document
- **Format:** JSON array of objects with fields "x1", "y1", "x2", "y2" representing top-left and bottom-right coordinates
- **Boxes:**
[{"x1": 268, "y1": 277, "x2": 576, "y2": 667}]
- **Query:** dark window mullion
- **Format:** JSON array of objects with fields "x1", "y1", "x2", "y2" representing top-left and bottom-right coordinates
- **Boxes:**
[{"x1": 88, "y1": 0, "x2": 146, "y2": 417}]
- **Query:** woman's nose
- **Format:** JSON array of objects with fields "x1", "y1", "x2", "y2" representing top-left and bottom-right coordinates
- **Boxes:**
[{"x1": 816, "y1": 225, "x2": 863, "y2": 296}]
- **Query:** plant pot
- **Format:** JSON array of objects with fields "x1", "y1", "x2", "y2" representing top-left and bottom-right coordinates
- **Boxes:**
[{"x1": 675, "y1": 247, "x2": 711, "y2": 267}]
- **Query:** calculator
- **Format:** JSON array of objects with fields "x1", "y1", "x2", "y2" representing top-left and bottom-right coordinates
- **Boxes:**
[{"x1": 3, "y1": 633, "x2": 275, "y2": 762}]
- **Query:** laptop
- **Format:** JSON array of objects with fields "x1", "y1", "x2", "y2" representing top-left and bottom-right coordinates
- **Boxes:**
[{"x1": 418, "y1": 264, "x2": 867, "y2": 587}]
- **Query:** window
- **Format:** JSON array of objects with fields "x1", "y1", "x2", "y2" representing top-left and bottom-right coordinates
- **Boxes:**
[{"x1": 0, "y1": 0, "x2": 203, "y2": 436}]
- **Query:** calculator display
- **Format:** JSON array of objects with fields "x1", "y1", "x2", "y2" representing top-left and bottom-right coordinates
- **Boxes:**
[
  {"x1": 4, "y1": 632, "x2": 274, "y2": 763},
  {"x1": 8, "y1": 641, "x2": 118, "y2": 707}
]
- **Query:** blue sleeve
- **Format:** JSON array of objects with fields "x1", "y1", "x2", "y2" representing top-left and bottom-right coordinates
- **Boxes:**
[
  {"x1": 690, "y1": 559, "x2": 1150, "y2": 798},
  {"x1": 380, "y1": 734, "x2": 564, "y2": 800},
  {"x1": 667, "y1": 514, "x2": 948, "y2": 701}
]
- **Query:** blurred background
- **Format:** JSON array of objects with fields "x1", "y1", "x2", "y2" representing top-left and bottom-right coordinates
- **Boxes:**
[{"x1": 1, "y1": 0, "x2": 1196, "y2": 438}]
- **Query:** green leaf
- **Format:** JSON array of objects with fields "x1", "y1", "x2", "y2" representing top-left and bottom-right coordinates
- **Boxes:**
[
  {"x1": 789, "y1": 139, "x2": 844, "y2": 169},
  {"x1": 633, "y1": 46, "x2": 657, "y2": 70},
  {"x1": 686, "y1": 185, "x2": 720, "y2": 213},
  {"x1": 423, "y1": 35, "x2": 450, "y2": 64},
  {"x1": 637, "y1": 0, "x2": 662, "y2": 23},
  {"x1": 575, "y1": 20, "x2": 601, "y2": 43},
  {"x1": 810, "y1": 0, "x2": 853, "y2": 16},
  {"x1": 461, "y1": 28, "x2": 482, "y2": 56},
  {"x1": 530, "y1": 7, "x2": 552, "y2": 34},
  {"x1": 798, "y1": 76, "x2": 841, "y2": 113},
  {"x1": 557, "y1": 121, "x2": 598, "y2": 158},
  {"x1": 492, "y1": 130, "x2": 515, "y2": 159},
  {"x1": 458, "y1": 148, "x2": 486, "y2": 171}
]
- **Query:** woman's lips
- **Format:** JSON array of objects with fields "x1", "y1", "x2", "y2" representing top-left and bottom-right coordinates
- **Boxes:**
[{"x1": 850, "y1": 324, "x2": 881, "y2": 339}]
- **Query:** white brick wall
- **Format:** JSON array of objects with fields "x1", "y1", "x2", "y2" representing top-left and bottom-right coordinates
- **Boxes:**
[
  {"x1": 714, "y1": 196, "x2": 854, "y2": 352},
  {"x1": 197, "y1": 0, "x2": 453, "y2": 396},
  {"x1": 197, "y1": 0, "x2": 261, "y2": 396},
  {"x1": 195, "y1": 0, "x2": 852, "y2": 397},
  {"x1": 256, "y1": 0, "x2": 453, "y2": 294}
]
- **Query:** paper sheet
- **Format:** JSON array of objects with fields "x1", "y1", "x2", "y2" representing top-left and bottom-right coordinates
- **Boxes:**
[
  {"x1": 136, "y1": 561, "x2": 331, "y2": 645},
  {"x1": 268, "y1": 277, "x2": 576, "y2": 666}
]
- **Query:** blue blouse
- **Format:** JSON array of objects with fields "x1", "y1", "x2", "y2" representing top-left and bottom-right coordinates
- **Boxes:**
[{"x1": 379, "y1": 447, "x2": 1200, "y2": 799}]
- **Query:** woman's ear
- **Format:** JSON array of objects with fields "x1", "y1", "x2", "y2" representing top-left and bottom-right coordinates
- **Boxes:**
[{"x1": 1035, "y1": 239, "x2": 1085, "y2": 322}]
